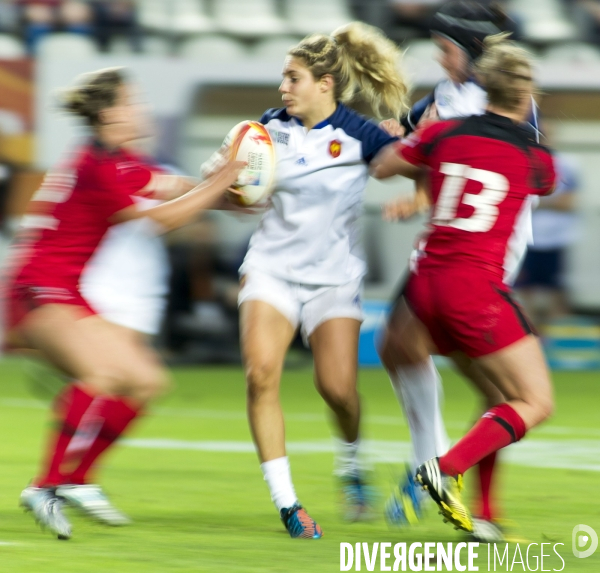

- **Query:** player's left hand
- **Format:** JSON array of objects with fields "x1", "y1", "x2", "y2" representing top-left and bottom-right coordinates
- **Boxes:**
[
  {"x1": 382, "y1": 196, "x2": 421, "y2": 221},
  {"x1": 380, "y1": 118, "x2": 405, "y2": 137},
  {"x1": 382, "y1": 190, "x2": 431, "y2": 222},
  {"x1": 416, "y1": 103, "x2": 438, "y2": 129}
]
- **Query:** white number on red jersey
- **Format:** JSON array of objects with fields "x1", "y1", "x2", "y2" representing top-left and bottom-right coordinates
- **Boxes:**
[
  {"x1": 22, "y1": 169, "x2": 76, "y2": 230},
  {"x1": 433, "y1": 162, "x2": 509, "y2": 232}
]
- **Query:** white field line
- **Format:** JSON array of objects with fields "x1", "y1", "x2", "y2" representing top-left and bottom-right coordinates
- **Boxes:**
[
  {"x1": 2, "y1": 398, "x2": 600, "y2": 436},
  {"x1": 1, "y1": 399, "x2": 407, "y2": 426},
  {"x1": 121, "y1": 437, "x2": 600, "y2": 472},
  {"x1": 3, "y1": 398, "x2": 599, "y2": 470}
]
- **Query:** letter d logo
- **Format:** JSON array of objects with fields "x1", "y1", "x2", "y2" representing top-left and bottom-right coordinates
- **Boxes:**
[{"x1": 572, "y1": 524, "x2": 598, "y2": 558}]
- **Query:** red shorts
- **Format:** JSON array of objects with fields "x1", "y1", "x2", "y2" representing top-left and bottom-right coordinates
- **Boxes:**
[
  {"x1": 404, "y1": 267, "x2": 535, "y2": 358},
  {"x1": 5, "y1": 282, "x2": 97, "y2": 331}
]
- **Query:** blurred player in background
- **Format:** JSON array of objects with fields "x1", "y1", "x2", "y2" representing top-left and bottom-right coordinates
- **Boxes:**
[
  {"x1": 237, "y1": 22, "x2": 408, "y2": 538},
  {"x1": 50, "y1": 145, "x2": 184, "y2": 526},
  {"x1": 378, "y1": 1, "x2": 540, "y2": 541},
  {"x1": 2, "y1": 67, "x2": 243, "y2": 539},
  {"x1": 372, "y1": 34, "x2": 555, "y2": 533}
]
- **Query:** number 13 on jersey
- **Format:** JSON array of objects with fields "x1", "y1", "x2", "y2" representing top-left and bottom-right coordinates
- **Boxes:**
[{"x1": 433, "y1": 162, "x2": 509, "y2": 233}]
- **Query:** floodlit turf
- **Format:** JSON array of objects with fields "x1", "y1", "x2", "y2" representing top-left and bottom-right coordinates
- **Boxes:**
[{"x1": 0, "y1": 356, "x2": 599, "y2": 572}]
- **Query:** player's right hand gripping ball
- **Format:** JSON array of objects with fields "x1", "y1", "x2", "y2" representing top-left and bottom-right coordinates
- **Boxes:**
[{"x1": 227, "y1": 121, "x2": 276, "y2": 206}]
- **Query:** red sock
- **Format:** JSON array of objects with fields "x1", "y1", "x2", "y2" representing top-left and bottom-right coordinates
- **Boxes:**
[
  {"x1": 478, "y1": 451, "x2": 497, "y2": 521},
  {"x1": 66, "y1": 397, "x2": 141, "y2": 485},
  {"x1": 35, "y1": 384, "x2": 95, "y2": 487},
  {"x1": 439, "y1": 403, "x2": 526, "y2": 476}
]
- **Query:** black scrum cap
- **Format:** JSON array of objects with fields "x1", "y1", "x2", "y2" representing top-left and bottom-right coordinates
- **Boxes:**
[{"x1": 430, "y1": 1, "x2": 502, "y2": 60}]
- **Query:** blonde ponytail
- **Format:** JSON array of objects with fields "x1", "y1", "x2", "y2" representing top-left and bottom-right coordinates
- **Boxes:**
[{"x1": 288, "y1": 22, "x2": 409, "y2": 118}]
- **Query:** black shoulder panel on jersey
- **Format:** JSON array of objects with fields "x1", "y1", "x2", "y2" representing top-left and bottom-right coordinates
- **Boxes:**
[
  {"x1": 441, "y1": 113, "x2": 553, "y2": 191},
  {"x1": 442, "y1": 113, "x2": 530, "y2": 150}
]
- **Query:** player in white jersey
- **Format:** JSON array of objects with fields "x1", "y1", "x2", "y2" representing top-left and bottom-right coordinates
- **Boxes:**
[
  {"x1": 238, "y1": 22, "x2": 409, "y2": 538},
  {"x1": 378, "y1": 2, "x2": 540, "y2": 542}
]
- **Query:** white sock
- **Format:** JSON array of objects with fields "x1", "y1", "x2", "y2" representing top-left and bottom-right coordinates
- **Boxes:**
[
  {"x1": 389, "y1": 357, "x2": 450, "y2": 468},
  {"x1": 260, "y1": 456, "x2": 298, "y2": 511},
  {"x1": 334, "y1": 437, "x2": 361, "y2": 478}
]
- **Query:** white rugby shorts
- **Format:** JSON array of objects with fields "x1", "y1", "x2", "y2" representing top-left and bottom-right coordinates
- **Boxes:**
[{"x1": 238, "y1": 268, "x2": 364, "y2": 344}]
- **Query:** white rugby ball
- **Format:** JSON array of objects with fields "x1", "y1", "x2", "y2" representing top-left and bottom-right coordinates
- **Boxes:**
[{"x1": 228, "y1": 121, "x2": 276, "y2": 206}]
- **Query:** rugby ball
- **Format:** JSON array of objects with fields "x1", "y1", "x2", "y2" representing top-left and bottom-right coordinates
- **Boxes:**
[{"x1": 228, "y1": 121, "x2": 276, "y2": 206}]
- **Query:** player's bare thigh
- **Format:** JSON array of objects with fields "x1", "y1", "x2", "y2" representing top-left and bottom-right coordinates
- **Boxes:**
[
  {"x1": 84, "y1": 318, "x2": 171, "y2": 397},
  {"x1": 240, "y1": 300, "x2": 296, "y2": 391},
  {"x1": 379, "y1": 297, "x2": 436, "y2": 368},
  {"x1": 100, "y1": 321, "x2": 165, "y2": 372},
  {"x1": 14, "y1": 303, "x2": 169, "y2": 401},
  {"x1": 474, "y1": 334, "x2": 554, "y2": 428},
  {"x1": 449, "y1": 351, "x2": 505, "y2": 409}
]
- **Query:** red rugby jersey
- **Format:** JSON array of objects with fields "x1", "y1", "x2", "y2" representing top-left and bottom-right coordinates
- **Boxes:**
[
  {"x1": 397, "y1": 112, "x2": 555, "y2": 278},
  {"x1": 13, "y1": 141, "x2": 154, "y2": 289}
]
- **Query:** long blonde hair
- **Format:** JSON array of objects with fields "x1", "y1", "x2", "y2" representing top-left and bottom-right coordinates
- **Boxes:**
[
  {"x1": 288, "y1": 22, "x2": 409, "y2": 119},
  {"x1": 475, "y1": 33, "x2": 535, "y2": 111}
]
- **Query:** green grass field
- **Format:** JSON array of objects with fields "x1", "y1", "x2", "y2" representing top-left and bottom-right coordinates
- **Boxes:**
[{"x1": 0, "y1": 357, "x2": 598, "y2": 572}]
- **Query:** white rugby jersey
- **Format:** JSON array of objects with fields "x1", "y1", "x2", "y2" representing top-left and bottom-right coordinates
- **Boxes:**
[
  {"x1": 434, "y1": 79, "x2": 487, "y2": 120},
  {"x1": 402, "y1": 79, "x2": 487, "y2": 132},
  {"x1": 240, "y1": 104, "x2": 396, "y2": 285}
]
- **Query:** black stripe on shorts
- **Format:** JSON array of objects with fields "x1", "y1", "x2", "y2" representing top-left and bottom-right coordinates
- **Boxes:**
[{"x1": 494, "y1": 285, "x2": 537, "y2": 337}]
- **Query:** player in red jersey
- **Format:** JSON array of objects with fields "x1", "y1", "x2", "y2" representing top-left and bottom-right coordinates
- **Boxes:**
[
  {"x1": 3, "y1": 67, "x2": 243, "y2": 539},
  {"x1": 371, "y1": 36, "x2": 555, "y2": 532},
  {"x1": 378, "y1": 5, "x2": 520, "y2": 540}
]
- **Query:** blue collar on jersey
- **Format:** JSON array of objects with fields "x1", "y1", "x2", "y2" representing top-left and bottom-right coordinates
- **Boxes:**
[{"x1": 292, "y1": 103, "x2": 345, "y2": 129}]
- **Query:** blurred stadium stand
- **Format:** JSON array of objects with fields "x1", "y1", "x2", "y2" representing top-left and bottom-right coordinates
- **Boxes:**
[
  {"x1": 286, "y1": 0, "x2": 354, "y2": 35},
  {"x1": 544, "y1": 41, "x2": 600, "y2": 62},
  {"x1": 36, "y1": 32, "x2": 98, "y2": 59},
  {"x1": 0, "y1": 0, "x2": 596, "y2": 54},
  {"x1": 214, "y1": 0, "x2": 287, "y2": 38},
  {"x1": 178, "y1": 34, "x2": 248, "y2": 60}
]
